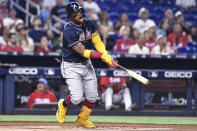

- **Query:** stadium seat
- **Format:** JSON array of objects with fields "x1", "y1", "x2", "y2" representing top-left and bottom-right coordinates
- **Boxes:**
[
  {"x1": 177, "y1": 47, "x2": 188, "y2": 54},
  {"x1": 187, "y1": 47, "x2": 197, "y2": 55},
  {"x1": 109, "y1": 12, "x2": 119, "y2": 22},
  {"x1": 187, "y1": 42, "x2": 195, "y2": 47}
]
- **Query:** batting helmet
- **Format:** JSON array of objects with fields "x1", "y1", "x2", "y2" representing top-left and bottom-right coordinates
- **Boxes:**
[{"x1": 66, "y1": 2, "x2": 84, "y2": 17}]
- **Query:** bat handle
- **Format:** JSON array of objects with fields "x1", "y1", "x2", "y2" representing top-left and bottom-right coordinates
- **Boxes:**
[{"x1": 112, "y1": 61, "x2": 119, "y2": 68}]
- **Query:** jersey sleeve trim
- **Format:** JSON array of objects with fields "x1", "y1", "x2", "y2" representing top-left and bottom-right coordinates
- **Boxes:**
[{"x1": 67, "y1": 40, "x2": 80, "y2": 47}]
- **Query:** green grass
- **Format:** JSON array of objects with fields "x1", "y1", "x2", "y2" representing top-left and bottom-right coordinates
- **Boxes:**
[{"x1": 0, "y1": 115, "x2": 197, "y2": 125}]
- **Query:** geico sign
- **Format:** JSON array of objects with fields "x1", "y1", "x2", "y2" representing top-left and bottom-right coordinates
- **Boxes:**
[
  {"x1": 113, "y1": 70, "x2": 127, "y2": 77},
  {"x1": 164, "y1": 71, "x2": 192, "y2": 78},
  {"x1": 9, "y1": 68, "x2": 38, "y2": 75},
  {"x1": 113, "y1": 70, "x2": 141, "y2": 77}
]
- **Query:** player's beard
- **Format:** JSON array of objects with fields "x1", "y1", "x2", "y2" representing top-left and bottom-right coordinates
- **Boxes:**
[{"x1": 72, "y1": 16, "x2": 84, "y2": 26}]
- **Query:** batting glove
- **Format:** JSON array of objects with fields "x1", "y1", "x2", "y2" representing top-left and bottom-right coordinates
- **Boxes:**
[{"x1": 101, "y1": 51, "x2": 113, "y2": 65}]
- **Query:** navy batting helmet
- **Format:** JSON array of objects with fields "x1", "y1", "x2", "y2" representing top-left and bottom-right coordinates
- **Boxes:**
[{"x1": 66, "y1": 2, "x2": 84, "y2": 17}]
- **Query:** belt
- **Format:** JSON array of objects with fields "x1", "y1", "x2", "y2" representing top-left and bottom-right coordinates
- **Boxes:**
[{"x1": 62, "y1": 59, "x2": 88, "y2": 64}]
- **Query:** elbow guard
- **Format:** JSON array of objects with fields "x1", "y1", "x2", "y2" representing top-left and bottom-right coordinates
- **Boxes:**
[{"x1": 92, "y1": 32, "x2": 106, "y2": 53}]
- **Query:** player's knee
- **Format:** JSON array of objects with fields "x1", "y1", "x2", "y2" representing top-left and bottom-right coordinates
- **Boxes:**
[
  {"x1": 124, "y1": 87, "x2": 130, "y2": 93},
  {"x1": 124, "y1": 87, "x2": 129, "y2": 92},
  {"x1": 86, "y1": 92, "x2": 98, "y2": 103},
  {"x1": 105, "y1": 87, "x2": 113, "y2": 94},
  {"x1": 70, "y1": 96, "x2": 83, "y2": 105}
]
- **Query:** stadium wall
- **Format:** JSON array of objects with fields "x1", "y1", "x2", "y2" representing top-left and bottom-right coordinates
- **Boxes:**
[{"x1": 0, "y1": 64, "x2": 197, "y2": 116}]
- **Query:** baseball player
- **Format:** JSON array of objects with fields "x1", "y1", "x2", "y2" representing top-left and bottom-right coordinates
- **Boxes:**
[
  {"x1": 100, "y1": 65, "x2": 136, "y2": 111},
  {"x1": 56, "y1": 2, "x2": 113, "y2": 128}
]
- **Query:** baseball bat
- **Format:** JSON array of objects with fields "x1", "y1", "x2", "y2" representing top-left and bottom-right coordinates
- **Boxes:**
[{"x1": 112, "y1": 61, "x2": 149, "y2": 85}]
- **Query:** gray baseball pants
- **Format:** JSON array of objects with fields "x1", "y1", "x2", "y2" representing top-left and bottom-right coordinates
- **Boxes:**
[{"x1": 61, "y1": 59, "x2": 98, "y2": 106}]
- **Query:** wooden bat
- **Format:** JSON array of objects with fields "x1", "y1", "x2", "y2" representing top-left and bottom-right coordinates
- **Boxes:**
[{"x1": 112, "y1": 61, "x2": 149, "y2": 85}]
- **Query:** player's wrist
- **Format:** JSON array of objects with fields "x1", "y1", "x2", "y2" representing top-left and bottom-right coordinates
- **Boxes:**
[
  {"x1": 92, "y1": 51, "x2": 103, "y2": 58},
  {"x1": 84, "y1": 49, "x2": 91, "y2": 58},
  {"x1": 84, "y1": 50, "x2": 103, "y2": 59}
]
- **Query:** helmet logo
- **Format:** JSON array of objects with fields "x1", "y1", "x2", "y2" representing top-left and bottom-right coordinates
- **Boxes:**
[{"x1": 72, "y1": 3, "x2": 77, "y2": 10}]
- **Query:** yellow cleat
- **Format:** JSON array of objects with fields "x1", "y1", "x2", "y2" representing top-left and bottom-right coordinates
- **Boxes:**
[
  {"x1": 76, "y1": 106, "x2": 95, "y2": 128},
  {"x1": 56, "y1": 99, "x2": 67, "y2": 123}
]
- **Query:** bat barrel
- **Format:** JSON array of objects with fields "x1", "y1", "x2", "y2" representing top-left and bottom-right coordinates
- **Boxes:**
[
  {"x1": 126, "y1": 69, "x2": 149, "y2": 85},
  {"x1": 112, "y1": 61, "x2": 149, "y2": 85}
]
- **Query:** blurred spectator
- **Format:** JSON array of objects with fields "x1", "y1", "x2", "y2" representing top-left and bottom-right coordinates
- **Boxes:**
[
  {"x1": 0, "y1": 0, "x2": 8, "y2": 19},
  {"x1": 26, "y1": 78, "x2": 57, "y2": 108},
  {"x1": 149, "y1": 23, "x2": 157, "y2": 39},
  {"x1": 113, "y1": 26, "x2": 134, "y2": 53},
  {"x1": 0, "y1": 27, "x2": 10, "y2": 47},
  {"x1": 17, "y1": 24, "x2": 34, "y2": 52},
  {"x1": 0, "y1": 18, "x2": 3, "y2": 35},
  {"x1": 115, "y1": 13, "x2": 132, "y2": 32},
  {"x1": 130, "y1": 28, "x2": 139, "y2": 41},
  {"x1": 97, "y1": 11, "x2": 114, "y2": 45},
  {"x1": 77, "y1": 0, "x2": 84, "y2": 7},
  {"x1": 42, "y1": 0, "x2": 56, "y2": 10},
  {"x1": 2, "y1": 33, "x2": 23, "y2": 52},
  {"x1": 167, "y1": 24, "x2": 187, "y2": 48},
  {"x1": 156, "y1": 19, "x2": 169, "y2": 37},
  {"x1": 41, "y1": 0, "x2": 57, "y2": 23},
  {"x1": 133, "y1": 7, "x2": 156, "y2": 34},
  {"x1": 163, "y1": 9, "x2": 174, "y2": 34},
  {"x1": 151, "y1": 35, "x2": 172, "y2": 55},
  {"x1": 52, "y1": 32, "x2": 63, "y2": 53},
  {"x1": 176, "y1": 0, "x2": 196, "y2": 9},
  {"x1": 187, "y1": 25, "x2": 197, "y2": 42},
  {"x1": 128, "y1": 34, "x2": 149, "y2": 54},
  {"x1": 100, "y1": 65, "x2": 136, "y2": 111},
  {"x1": 144, "y1": 23, "x2": 157, "y2": 52},
  {"x1": 175, "y1": 11, "x2": 190, "y2": 34},
  {"x1": 3, "y1": 9, "x2": 23, "y2": 33},
  {"x1": 28, "y1": 17, "x2": 53, "y2": 43},
  {"x1": 41, "y1": 8, "x2": 51, "y2": 24},
  {"x1": 97, "y1": 11, "x2": 114, "y2": 34},
  {"x1": 51, "y1": 0, "x2": 67, "y2": 24},
  {"x1": 86, "y1": 9, "x2": 98, "y2": 21},
  {"x1": 83, "y1": 0, "x2": 101, "y2": 14},
  {"x1": 36, "y1": 36, "x2": 51, "y2": 52}
]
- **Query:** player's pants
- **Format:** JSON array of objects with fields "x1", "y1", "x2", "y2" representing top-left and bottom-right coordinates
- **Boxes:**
[
  {"x1": 61, "y1": 59, "x2": 98, "y2": 107},
  {"x1": 102, "y1": 87, "x2": 132, "y2": 111}
]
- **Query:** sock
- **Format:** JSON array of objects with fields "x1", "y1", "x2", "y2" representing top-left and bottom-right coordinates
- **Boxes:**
[
  {"x1": 83, "y1": 99, "x2": 95, "y2": 108},
  {"x1": 62, "y1": 100, "x2": 68, "y2": 108}
]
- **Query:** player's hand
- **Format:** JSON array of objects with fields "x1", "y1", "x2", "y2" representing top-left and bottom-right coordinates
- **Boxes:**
[{"x1": 101, "y1": 51, "x2": 113, "y2": 65}]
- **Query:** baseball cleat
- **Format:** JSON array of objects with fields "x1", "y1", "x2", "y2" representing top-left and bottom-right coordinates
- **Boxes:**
[
  {"x1": 76, "y1": 106, "x2": 95, "y2": 128},
  {"x1": 56, "y1": 99, "x2": 67, "y2": 123},
  {"x1": 75, "y1": 119, "x2": 95, "y2": 128}
]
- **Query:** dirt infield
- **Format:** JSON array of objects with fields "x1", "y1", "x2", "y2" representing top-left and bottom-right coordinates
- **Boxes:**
[{"x1": 0, "y1": 122, "x2": 197, "y2": 131}]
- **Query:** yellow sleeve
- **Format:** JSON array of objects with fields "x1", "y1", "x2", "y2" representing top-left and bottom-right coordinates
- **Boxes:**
[{"x1": 91, "y1": 32, "x2": 107, "y2": 53}]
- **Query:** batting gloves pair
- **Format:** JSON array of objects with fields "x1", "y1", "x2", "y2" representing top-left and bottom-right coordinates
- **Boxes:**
[{"x1": 101, "y1": 51, "x2": 113, "y2": 65}]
